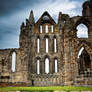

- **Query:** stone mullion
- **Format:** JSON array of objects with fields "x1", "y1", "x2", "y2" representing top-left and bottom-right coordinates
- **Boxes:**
[
  {"x1": 52, "y1": 37, "x2": 54, "y2": 54},
  {"x1": 43, "y1": 25, "x2": 45, "y2": 33},
  {"x1": 40, "y1": 36, "x2": 45, "y2": 54},
  {"x1": 32, "y1": 60, "x2": 37, "y2": 74},
  {"x1": 42, "y1": 60, "x2": 45, "y2": 74},
  {"x1": 35, "y1": 61, "x2": 37, "y2": 74},
  {"x1": 48, "y1": 24, "x2": 51, "y2": 33},
  {"x1": 57, "y1": 59, "x2": 60, "y2": 73},
  {"x1": 33, "y1": 62, "x2": 35, "y2": 74},
  {"x1": 48, "y1": 38, "x2": 53, "y2": 53},
  {"x1": 49, "y1": 59, "x2": 53, "y2": 74},
  {"x1": 52, "y1": 59, "x2": 55, "y2": 73},
  {"x1": 40, "y1": 58, "x2": 45, "y2": 74},
  {"x1": 57, "y1": 58, "x2": 62, "y2": 72},
  {"x1": 40, "y1": 59, "x2": 42, "y2": 74},
  {"x1": 56, "y1": 36, "x2": 58, "y2": 53}
]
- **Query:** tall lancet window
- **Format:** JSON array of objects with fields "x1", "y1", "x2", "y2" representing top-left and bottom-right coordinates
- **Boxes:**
[
  {"x1": 40, "y1": 25, "x2": 42, "y2": 33},
  {"x1": 45, "y1": 58, "x2": 49, "y2": 74},
  {"x1": 46, "y1": 25, "x2": 48, "y2": 33},
  {"x1": 37, "y1": 60, "x2": 40, "y2": 74},
  {"x1": 37, "y1": 38, "x2": 40, "y2": 53},
  {"x1": 55, "y1": 59, "x2": 58, "y2": 73},
  {"x1": 54, "y1": 37, "x2": 57, "y2": 53},
  {"x1": 46, "y1": 38, "x2": 49, "y2": 53},
  {"x1": 11, "y1": 52, "x2": 16, "y2": 72}
]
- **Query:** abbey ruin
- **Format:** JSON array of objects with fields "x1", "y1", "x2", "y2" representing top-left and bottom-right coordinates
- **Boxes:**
[{"x1": 0, "y1": 0, "x2": 92, "y2": 86}]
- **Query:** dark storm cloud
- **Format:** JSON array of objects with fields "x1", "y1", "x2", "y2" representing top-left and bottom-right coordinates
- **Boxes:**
[
  {"x1": 0, "y1": 0, "x2": 40, "y2": 16},
  {"x1": 0, "y1": 0, "x2": 87, "y2": 49}
]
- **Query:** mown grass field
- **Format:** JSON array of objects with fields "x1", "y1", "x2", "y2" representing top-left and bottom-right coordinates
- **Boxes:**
[{"x1": 0, "y1": 86, "x2": 92, "y2": 91}]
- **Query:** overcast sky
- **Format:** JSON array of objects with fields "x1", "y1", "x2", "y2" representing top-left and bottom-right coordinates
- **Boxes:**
[{"x1": 0, "y1": 0, "x2": 87, "y2": 49}]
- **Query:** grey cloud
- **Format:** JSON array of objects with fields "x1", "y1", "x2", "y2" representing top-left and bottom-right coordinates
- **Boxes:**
[
  {"x1": 0, "y1": 0, "x2": 40, "y2": 17},
  {"x1": 0, "y1": 0, "x2": 87, "y2": 49}
]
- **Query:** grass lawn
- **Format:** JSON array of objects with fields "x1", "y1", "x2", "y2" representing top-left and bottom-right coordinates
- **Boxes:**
[{"x1": 0, "y1": 86, "x2": 92, "y2": 91}]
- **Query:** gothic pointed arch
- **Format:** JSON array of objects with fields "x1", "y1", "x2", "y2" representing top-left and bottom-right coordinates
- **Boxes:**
[
  {"x1": 78, "y1": 47, "x2": 91, "y2": 74},
  {"x1": 77, "y1": 23, "x2": 88, "y2": 38},
  {"x1": 75, "y1": 41, "x2": 92, "y2": 57}
]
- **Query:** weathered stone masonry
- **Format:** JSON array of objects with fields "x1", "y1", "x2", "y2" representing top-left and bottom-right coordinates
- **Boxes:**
[{"x1": 0, "y1": 0, "x2": 92, "y2": 86}]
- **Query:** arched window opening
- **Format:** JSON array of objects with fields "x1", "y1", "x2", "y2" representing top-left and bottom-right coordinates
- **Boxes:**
[
  {"x1": 11, "y1": 52, "x2": 16, "y2": 72},
  {"x1": 40, "y1": 25, "x2": 42, "y2": 33},
  {"x1": 78, "y1": 47, "x2": 91, "y2": 75},
  {"x1": 37, "y1": 38, "x2": 40, "y2": 53},
  {"x1": 77, "y1": 24, "x2": 88, "y2": 38},
  {"x1": 51, "y1": 25, "x2": 53, "y2": 32},
  {"x1": 46, "y1": 38, "x2": 49, "y2": 53},
  {"x1": 37, "y1": 60, "x2": 40, "y2": 74},
  {"x1": 55, "y1": 59, "x2": 58, "y2": 73},
  {"x1": 54, "y1": 37, "x2": 57, "y2": 53},
  {"x1": 45, "y1": 58, "x2": 49, "y2": 74},
  {"x1": 46, "y1": 25, "x2": 48, "y2": 33}
]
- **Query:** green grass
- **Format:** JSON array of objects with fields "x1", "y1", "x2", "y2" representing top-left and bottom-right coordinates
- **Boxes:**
[{"x1": 0, "y1": 86, "x2": 92, "y2": 91}]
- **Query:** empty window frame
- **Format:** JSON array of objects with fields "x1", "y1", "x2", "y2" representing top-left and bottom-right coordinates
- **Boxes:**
[
  {"x1": 37, "y1": 60, "x2": 40, "y2": 74},
  {"x1": 54, "y1": 37, "x2": 57, "y2": 53},
  {"x1": 46, "y1": 38, "x2": 49, "y2": 53},
  {"x1": 45, "y1": 58, "x2": 49, "y2": 74},
  {"x1": 55, "y1": 59, "x2": 58, "y2": 73},
  {"x1": 40, "y1": 25, "x2": 42, "y2": 33},
  {"x1": 11, "y1": 52, "x2": 16, "y2": 72},
  {"x1": 77, "y1": 24, "x2": 88, "y2": 38},
  {"x1": 37, "y1": 38, "x2": 40, "y2": 53},
  {"x1": 46, "y1": 25, "x2": 48, "y2": 33}
]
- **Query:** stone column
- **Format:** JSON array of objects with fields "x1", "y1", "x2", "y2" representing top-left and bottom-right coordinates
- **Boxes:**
[
  {"x1": 63, "y1": 37, "x2": 73, "y2": 85},
  {"x1": 49, "y1": 60, "x2": 53, "y2": 74},
  {"x1": 32, "y1": 61, "x2": 37, "y2": 74},
  {"x1": 40, "y1": 58, "x2": 45, "y2": 74},
  {"x1": 34, "y1": 61, "x2": 37, "y2": 74},
  {"x1": 52, "y1": 59, "x2": 55, "y2": 73},
  {"x1": 43, "y1": 25, "x2": 46, "y2": 33},
  {"x1": 57, "y1": 58, "x2": 60, "y2": 72},
  {"x1": 40, "y1": 35, "x2": 45, "y2": 54},
  {"x1": 31, "y1": 61, "x2": 34, "y2": 74},
  {"x1": 49, "y1": 36, "x2": 54, "y2": 54},
  {"x1": 48, "y1": 24, "x2": 51, "y2": 33}
]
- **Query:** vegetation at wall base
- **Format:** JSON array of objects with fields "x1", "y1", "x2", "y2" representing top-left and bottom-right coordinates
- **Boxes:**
[{"x1": 0, "y1": 86, "x2": 92, "y2": 91}]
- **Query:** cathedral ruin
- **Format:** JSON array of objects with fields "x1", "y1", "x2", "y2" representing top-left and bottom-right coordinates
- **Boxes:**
[{"x1": 0, "y1": 0, "x2": 92, "y2": 86}]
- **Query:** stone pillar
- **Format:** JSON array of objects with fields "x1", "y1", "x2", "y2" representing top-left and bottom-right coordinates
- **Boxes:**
[
  {"x1": 31, "y1": 61, "x2": 34, "y2": 73},
  {"x1": 49, "y1": 36, "x2": 54, "y2": 54},
  {"x1": 43, "y1": 25, "x2": 46, "y2": 33},
  {"x1": 40, "y1": 58, "x2": 45, "y2": 74},
  {"x1": 57, "y1": 58, "x2": 61, "y2": 72},
  {"x1": 52, "y1": 59, "x2": 55, "y2": 73},
  {"x1": 34, "y1": 61, "x2": 37, "y2": 74},
  {"x1": 32, "y1": 61, "x2": 37, "y2": 74},
  {"x1": 40, "y1": 36, "x2": 45, "y2": 54},
  {"x1": 63, "y1": 38, "x2": 73, "y2": 85},
  {"x1": 49, "y1": 60, "x2": 53, "y2": 74}
]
